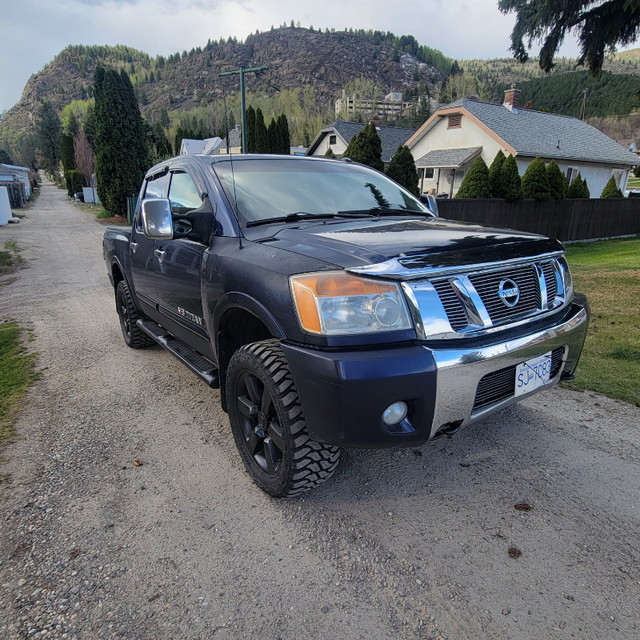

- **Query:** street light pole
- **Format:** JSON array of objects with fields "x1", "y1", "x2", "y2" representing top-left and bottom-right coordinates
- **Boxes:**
[{"x1": 219, "y1": 66, "x2": 269, "y2": 153}]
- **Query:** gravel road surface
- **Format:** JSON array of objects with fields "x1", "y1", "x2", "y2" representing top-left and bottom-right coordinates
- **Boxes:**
[{"x1": 1, "y1": 181, "x2": 639, "y2": 639}]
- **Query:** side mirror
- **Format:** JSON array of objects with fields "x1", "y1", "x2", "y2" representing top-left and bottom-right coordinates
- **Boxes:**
[{"x1": 141, "y1": 198, "x2": 173, "y2": 239}]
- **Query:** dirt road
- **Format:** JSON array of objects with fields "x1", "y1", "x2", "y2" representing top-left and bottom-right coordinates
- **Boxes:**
[{"x1": 1, "y1": 181, "x2": 639, "y2": 639}]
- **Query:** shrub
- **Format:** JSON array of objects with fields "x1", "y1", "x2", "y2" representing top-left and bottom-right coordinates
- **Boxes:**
[
  {"x1": 455, "y1": 157, "x2": 491, "y2": 198},
  {"x1": 521, "y1": 156, "x2": 550, "y2": 201},
  {"x1": 600, "y1": 176, "x2": 623, "y2": 198},
  {"x1": 65, "y1": 170, "x2": 84, "y2": 197},
  {"x1": 567, "y1": 173, "x2": 590, "y2": 198},
  {"x1": 501, "y1": 154, "x2": 522, "y2": 201},
  {"x1": 324, "y1": 147, "x2": 336, "y2": 158},
  {"x1": 546, "y1": 160, "x2": 567, "y2": 200},
  {"x1": 488, "y1": 150, "x2": 506, "y2": 198}
]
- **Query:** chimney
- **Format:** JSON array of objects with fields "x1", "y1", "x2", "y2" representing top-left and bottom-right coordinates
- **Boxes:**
[{"x1": 503, "y1": 84, "x2": 521, "y2": 110}]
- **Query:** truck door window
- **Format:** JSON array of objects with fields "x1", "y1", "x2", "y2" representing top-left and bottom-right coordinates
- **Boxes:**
[
  {"x1": 168, "y1": 172, "x2": 202, "y2": 215},
  {"x1": 144, "y1": 172, "x2": 170, "y2": 199}
]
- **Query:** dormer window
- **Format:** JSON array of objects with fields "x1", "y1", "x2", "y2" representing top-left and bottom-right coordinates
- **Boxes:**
[{"x1": 448, "y1": 114, "x2": 462, "y2": 129}]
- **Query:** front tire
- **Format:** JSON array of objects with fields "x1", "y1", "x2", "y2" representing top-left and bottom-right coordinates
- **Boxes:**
[
  {"x1": 115, "y1": 280, "x2": 154, "y2": 349},
  {"x1": 226, "y1": 339, "x2": 340, "y2": 497}
]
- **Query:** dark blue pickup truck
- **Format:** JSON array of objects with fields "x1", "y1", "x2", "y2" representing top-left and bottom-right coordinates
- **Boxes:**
[{"x1": 103, "y1": 154, "x2": 589, "y2": 496}]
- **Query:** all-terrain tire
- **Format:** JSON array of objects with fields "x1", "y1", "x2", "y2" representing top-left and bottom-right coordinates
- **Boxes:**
[
  {"x1": 115, "y1": 280, "x2": 155, "y2": 349},
  {"x1": 226, "y1": 339, "x2": 341, "y2": 497}
]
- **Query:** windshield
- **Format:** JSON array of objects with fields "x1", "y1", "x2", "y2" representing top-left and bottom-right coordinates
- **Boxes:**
[{"x1": 213, "y1": 157, "x2": 430, "y2": 225}]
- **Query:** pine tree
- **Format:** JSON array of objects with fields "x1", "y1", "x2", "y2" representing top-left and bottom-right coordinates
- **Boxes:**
[
  {"x1": 254, "y1": 108, "x2": 269, "y2": 153},
  {"x1": 324, "y1": 147, "x2": 336, "y2": 158},
  {"x1": 245, "y1": 105, "x2": 256, "y2": 153},
  {"x1": 344, "y1": 122, "x2": 383, "y2": 171},
  {"x1": 521, "y1": 156, "x2": 550, "y2": 201},
  {"x1": 501, "y1": 155, "x2": 522, "y2": 201},
  {"x1": 455, "y1": 157, "x2": 491, "y2": 198},
  {"x1": 600, "y1": 176, "x2": 623, "y2": 198},
  {"x1": 489, "y1": 150, "x2": 506, "y2": 198},
  {"x1": 385, "y1": 146, "x2": 419, "y2": 196},
  {"x1": 94, "y1": 67, "x2": 149, "y2": 216},
  {"x1": 277, "y1": 114, "x2": 290, "y2": 154},
  {"x1": 267, "y1": 118, "x2": 279, "y2": 153},
  {"x1": 546, "y1": 160, "x2": 567, "y2": 199}
]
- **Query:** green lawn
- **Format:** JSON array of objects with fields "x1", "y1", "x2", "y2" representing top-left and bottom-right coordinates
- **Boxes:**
[
  {"x1": 627, "y1": 175, "x2": 640, "y2": 189},
  {"x1": 564, "y1": 236, "x2": 640, "y2": 405}
]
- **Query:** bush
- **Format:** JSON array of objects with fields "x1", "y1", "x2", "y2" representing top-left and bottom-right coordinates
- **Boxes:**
[
  {"x1": 521, "y1": 156, "x2": 550, "y2": 201},
  {"x1": 455, "y1": 157, "x2": 491, "y2": 198},
  {"x1": 567, "y1": 173, "x2": 590, "y2": 198},
  {"x1": 546, "y1": 160, "x2": 567, "y2": 200},
  {"x1": 600, "y1": 176, "x2": 623, "y2": 198},
  {"x1": 488, "y1": 150, "x2": 506, "y2": 198},
  {"x1": 324, "y1": 147, "x2": 336, "y2": 158},
  {"x1": 65, "y1": 170, "x2": 84, "y2": 197},
  {"x1": 501, "y1": 154, "x2": 522, "y2": 201}
]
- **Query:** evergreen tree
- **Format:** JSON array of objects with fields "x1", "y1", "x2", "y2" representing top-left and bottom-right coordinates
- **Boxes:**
[
  {"x1": 245, "y1": 105, "x2": 256, "y2": 152},
  {"x1": 501, "y1": 154, "x2": 522, "y2": 201},
  {"x1": 521, "y1": 156, "x2": 550, "y2": 201},
  {"x1": 455, "y1": 157, "x2": 491, "y2": 198},
  {"x1": 277, "y1": 114, "x2": 290, "y2": 154},
  {"x1": 385, "y1": 146, "x2": 419, "y2": 196},
  {"x1": 60, "y1": 133, "x2": 76, "y2": 174},
  {"x1": 324, "y1": 147, "x2": 336, "y2": 158},
  {"x1": 267, "y1": 117, "x2": 279, "y2": 153},
  {"x1": 546, "y1": 160, "x2": 567, "y2": 199},
  {"x1": 600, "y1": 176, "x2": 623, "y2": 198},
  {"x1": 36, "y1": 101, "x2": 62, "y2": 176},
  {"x1": 0, "y1": 149, "x2": 13, "y2": 165},
  {"x1": 567, "y1": 173, "x2": 590, "y2": 198},
  {"x1": 489, "y1": 150, "x2": 506, "y2": 198},
  {"x1": 94, "y1": 66, "x2": 149, "y2": 216},
  {"x1": 254, "y1": 108, "x2": 269, "y2": 153},
  {"x1": 343, "y1": 122, "x2": 383, "y2": 171}
]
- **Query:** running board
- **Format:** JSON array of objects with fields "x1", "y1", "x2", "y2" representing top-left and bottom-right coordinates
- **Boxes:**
[{"x1": 137, "y1": 319, "x2": 219, "y2": 388}]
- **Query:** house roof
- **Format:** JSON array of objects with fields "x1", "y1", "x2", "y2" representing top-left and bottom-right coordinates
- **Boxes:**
[
  {"x1": 307, "y1": 121, "x2": 416, "y2": 164},
  {"x1": 414, "y1": 147, "x2": 482, "y2": 169},
  {"x1": 180, "y1": 137, "x2": 222, "y2": 155},
  {"x1": 408, "y1": 99, "x2": 639, "y2": 168}
]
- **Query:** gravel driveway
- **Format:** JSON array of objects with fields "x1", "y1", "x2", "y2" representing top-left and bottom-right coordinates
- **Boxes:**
[{"x1": 1, "y1": 181, "x2": 639, "y2": 639}]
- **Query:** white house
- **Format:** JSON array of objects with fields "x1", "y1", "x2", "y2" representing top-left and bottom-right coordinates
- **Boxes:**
[
  {"x1": 406, "y1": 90, "x2": 639, "y2": 198},
  {"x1": 179, "y1": 137, "x2": 223, "y2": 155},
  {"x1": 306, "y1": 120, "x2": 416, "y2": 165}
]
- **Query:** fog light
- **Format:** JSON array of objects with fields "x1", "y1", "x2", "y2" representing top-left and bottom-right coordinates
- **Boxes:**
[{"x1": 382, "y1": 401, "x2": 408, "y2": 426}]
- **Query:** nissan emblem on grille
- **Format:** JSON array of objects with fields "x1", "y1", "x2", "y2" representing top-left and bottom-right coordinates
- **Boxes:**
[{"x1": 498, "y1": 279, "x2": 520, "y2": 308}]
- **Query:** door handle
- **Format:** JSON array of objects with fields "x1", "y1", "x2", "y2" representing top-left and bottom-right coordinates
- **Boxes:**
[
  {"x1": 130, "y1": 241, "x2": 138, "y2": 254},
  {"x1": 154, "y1": 249, "x2": 166, "y2": 262}
]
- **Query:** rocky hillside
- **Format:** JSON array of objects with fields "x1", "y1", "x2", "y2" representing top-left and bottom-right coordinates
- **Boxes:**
[{"x1": 1, "y1": 27, "x2": 443, "y2": 138}]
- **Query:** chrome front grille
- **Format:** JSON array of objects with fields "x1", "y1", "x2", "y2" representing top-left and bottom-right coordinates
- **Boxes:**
[{"x1": 431, "y1": 258, "x2": 567, "y2": 333}]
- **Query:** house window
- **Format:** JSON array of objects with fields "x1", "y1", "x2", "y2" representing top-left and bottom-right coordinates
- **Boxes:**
[
  {"x1": 424, "y1": 168, "x2": 434, "y2": 179},
  {"x1": 448, "y1": 114, "x2": 462, "y2": 129},
  {"x1": 455, "y1": 170, "x2": 465, "y2": 184},
  {"x1": 566, "y1": 167, "x2": 578, "y2": 183},
  {"x1": 329, "y1": 134, "x2": 337, "y2": 145}
]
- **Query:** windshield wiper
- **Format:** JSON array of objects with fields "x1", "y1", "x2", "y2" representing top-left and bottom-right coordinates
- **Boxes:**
[
  {"x1": 245, "y1": 211, "x2": 372, "y2": 227},
  {"x1": 337, "y1": 207, "x2": 425, "y2": 217}
]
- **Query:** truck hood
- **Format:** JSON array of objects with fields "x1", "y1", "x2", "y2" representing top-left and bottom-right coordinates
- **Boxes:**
[{"x1": 248, "y1": 217, "x2": 563, "y2": 271}]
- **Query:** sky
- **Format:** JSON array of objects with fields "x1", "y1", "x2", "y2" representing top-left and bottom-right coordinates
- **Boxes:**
[{"x1": 0, "y1": 0, "x2": 588, "y2": 114}]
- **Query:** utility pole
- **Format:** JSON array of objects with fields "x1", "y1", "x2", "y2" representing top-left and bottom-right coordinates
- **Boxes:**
[{"x1": 219, "y1": 66, "x2": 269, "y2": 153}]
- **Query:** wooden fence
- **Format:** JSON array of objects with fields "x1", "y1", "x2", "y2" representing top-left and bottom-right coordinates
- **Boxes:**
[{"x1": 437, "y1": 198, "x2": 640, "y2": 242}]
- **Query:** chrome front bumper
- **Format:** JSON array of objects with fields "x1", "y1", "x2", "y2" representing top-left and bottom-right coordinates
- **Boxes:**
[{"x1": 427, "y1": 296, "x2": 589, "y2": 439}]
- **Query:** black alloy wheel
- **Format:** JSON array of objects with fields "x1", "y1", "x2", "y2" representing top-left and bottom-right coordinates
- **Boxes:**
[{"x1": 226, "y1": 339, "x2": 340, "y2": 497}]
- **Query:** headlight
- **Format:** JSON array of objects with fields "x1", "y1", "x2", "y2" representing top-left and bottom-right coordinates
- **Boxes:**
[{"x1": 290, "y1": 271, "x2": 413, "y2": 335}]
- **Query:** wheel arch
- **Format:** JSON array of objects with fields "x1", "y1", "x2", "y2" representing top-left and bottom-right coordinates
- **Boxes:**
[{"x1": 211, "y1": 293, "x2": 287, "y2": 411}]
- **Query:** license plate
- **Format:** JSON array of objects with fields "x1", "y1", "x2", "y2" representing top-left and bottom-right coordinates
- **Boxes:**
[{"x1": 515, "y1": 352, "x2": 552, "y2": 397}]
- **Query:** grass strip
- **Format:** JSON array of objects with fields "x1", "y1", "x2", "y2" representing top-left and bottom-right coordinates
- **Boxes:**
[
  {"x1": 0, "y1": 321, "x2": 37, "y2": 446},
  {"x1": 564, "y1": 236, "x2": 640, "y2": 406}
]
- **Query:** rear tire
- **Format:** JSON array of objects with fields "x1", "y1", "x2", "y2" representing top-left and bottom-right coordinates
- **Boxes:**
[
  {"x1": 115, "y1": 280, "x2": 154, "y2": 349},
  {"x1": 226, "y1": 339, "x2": 341, "y2": 497}
]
